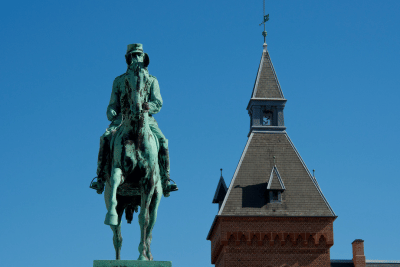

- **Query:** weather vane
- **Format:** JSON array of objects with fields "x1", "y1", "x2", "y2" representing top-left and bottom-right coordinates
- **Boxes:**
[{"x1": 259, "y1": 0, "x2": 269, "y2": 43}]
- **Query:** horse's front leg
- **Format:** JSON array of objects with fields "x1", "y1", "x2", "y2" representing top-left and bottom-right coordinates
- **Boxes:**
[
  {"x1": 137, "y1": 184, "x2": 154, "y2": 261},
  {"x1": 145, "y1": 179, "x2": 162, "y2": 261},
  {"x1": 111, "y1": 223, "x2": 123, "y2": 260},
  {"x1": 104, "y1": 167, "x2": 123, "y2": 226}
]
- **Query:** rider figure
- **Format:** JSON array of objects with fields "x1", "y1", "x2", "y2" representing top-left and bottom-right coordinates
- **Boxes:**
[{"x1": 92, "y1": 43, "x2": 177, "y2": 197}]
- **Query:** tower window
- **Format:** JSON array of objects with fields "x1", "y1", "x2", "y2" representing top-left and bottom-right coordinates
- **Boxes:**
[{"x1": 263, "y1": 111, "x2": 273, "y2": 126}]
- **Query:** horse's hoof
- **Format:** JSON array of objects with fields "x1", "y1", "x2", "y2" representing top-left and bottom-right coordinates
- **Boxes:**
[
  {"x1": 137, "y1": 254, "x2": 149, "y2": 261},
  {"x1": 104, "y1": 213, "x2": 119, "y2": 226}
]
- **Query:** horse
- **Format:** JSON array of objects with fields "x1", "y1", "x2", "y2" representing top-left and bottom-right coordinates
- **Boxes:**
[{"x1": 103, "y1": 65, "x2": 162, "y2": 261}]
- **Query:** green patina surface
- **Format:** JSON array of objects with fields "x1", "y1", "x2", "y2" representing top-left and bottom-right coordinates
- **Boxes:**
[
  {"x1": 91, "y1": 43, "x2": 178, "y2": 261},
  {"x1": 93, "y1": 260, "x2": 172, "y2": 267}
]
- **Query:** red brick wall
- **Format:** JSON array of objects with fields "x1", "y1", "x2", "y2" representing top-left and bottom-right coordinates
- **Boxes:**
[
  {"x1": 209, "y1": 216, "x2": 335, "y2": 267},
  {"x1": 352, "y1": 240, "x2": 366, "y2": 267}
]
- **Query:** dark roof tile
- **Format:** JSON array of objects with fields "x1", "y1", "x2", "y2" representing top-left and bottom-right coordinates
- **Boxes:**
[
  {"x1": 218, "y1": 132, "x2": 335, "y2": 217},
  {"x1": 251, "y1": 45, "x2": 284, "y2": 99}
]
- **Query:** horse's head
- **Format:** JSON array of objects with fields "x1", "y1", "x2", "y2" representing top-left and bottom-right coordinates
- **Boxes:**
[{"x1": 123, "y1": 66, "x2": 149, "y2": 119}]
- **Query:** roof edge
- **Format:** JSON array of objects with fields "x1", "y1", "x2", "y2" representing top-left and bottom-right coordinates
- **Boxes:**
[
  {"x1": 206, "y1": 215, "x2": 219, "y2": 240},
  {"x1": 251, "y1": 47, "x2": 266, "y2": 99},
  {"x1": 285, "y1": 133, "x2": 336, "y2": 217},
  {"x1": 218, "y1": 132, "x2": 254, "y2": 215},
  {"x1": 247, "y1": 98, "x2": 287, "y2": 111}
]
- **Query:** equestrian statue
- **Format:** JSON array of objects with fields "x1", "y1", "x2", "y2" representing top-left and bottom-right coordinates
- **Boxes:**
[{"x1": 90, "y1": 43, "x2": 178, "y2": 261}]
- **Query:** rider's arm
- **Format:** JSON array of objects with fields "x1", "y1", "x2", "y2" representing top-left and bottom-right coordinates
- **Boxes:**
[
  {"x1": 148, "y1": 78, "x2": 163, "y2": 115},
  {"x1": 106, "y1": 77, "x2": 121, "y2": 121}
]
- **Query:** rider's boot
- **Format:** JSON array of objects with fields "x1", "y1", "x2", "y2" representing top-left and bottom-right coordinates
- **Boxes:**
[
  {"x1": 92, "y1": 132, "x2": 110, "y2": 194},
  {"x1": 159, "y1": 144, "x2": 178, "y2": 197}
]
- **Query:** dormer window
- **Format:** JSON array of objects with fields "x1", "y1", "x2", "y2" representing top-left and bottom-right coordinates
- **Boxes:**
[
  {"x1": 269, "y1": 191, "x2": 282, "y2": 203},
  {"x1": 265, "y1": 165, "x2": 285, "y2": 204},
  {"x1": 263, "y1": 111, "x2": 273, "y2": 126}
]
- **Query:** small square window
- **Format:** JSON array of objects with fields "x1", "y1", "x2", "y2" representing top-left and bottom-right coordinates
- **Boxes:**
[{"x1": 269, "y1": 191, "x2": 282, "y2": 203}]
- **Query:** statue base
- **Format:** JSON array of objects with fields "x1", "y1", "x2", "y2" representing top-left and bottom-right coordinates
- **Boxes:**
[{"x1": 93, "y1": 260, "x2": 172, "y2": 267}]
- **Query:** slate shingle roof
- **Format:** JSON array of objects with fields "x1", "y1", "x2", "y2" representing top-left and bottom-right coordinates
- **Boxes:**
[
  {"x1": 330, "y1": 260, "x2": 400, "y2": 267},
  {"x1": 366, "y1": 261, "x2": 400, "y2": 267},
  {"x1": 218, "y1": 132, "x2": 335, "y2": 217},
  {"x1": 251, "y1": 44, "x2": 284, "y2": 99}
]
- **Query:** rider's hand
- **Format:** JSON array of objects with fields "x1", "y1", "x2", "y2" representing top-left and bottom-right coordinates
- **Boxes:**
[
  {"x1": 111, "y1": 109, "x2": 117, "y2": 118},
  {"x1": 107, "y1": 109, "x2": 118, "y2": 120},
  {"x1": 93, "y1": 180, "x2": 105, "y2": 194}
]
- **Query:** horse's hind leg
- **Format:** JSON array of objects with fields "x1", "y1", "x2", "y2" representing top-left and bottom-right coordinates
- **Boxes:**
[{"x1": 104, "y1": 167, "x2": 123, "y2": 226}]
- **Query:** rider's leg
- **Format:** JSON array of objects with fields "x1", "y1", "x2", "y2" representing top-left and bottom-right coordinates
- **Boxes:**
[
  {"x1": 148, "y1": 119, "x2": 177, "y2": 197},
  {"x1": 97, "y1": 130, "x2": 112, "y2": 181},
  {"x1": 104, "y1": 167, "x2": 123, "y2": 226}
]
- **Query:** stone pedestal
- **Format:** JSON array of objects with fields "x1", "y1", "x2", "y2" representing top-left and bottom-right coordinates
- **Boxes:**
[{"x1": 93, "y1": 260, "x2": 172, "y2": 267}]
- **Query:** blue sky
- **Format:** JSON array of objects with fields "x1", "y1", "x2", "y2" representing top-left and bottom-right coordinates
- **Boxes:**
[{"x1": 1, "y1": 0, "x2": 399, "y2": 266}]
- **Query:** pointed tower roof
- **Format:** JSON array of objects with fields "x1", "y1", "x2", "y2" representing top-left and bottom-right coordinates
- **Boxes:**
[
  {"x1": 216, "y1": 44, "x2": 335, "y2": 217},
  {"x1": 251, "y1": 43, "x2": 284, "y2": 99},
  {"x1": 212, "y1": 169, "x2": 228, "y2": 205}
]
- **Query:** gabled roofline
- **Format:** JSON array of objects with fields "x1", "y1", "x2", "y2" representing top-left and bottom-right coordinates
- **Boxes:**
[{"x1": 267, "y1": 165, "x2": 286, "y2": 190}]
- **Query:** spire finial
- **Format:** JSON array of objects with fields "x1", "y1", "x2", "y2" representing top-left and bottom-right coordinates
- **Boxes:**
[
  {"x1": 259, "y1": 0, "x2": 269, "y2": 44},
  {"x1": 220, "y1": 168, "x2": 223, "y2": 177},
  {"x1": 313, "y1": 169, "x2": 315, "y2": 177},
  {"x1": 273, "y1": 156, "x2": 276, "y2": 165}
]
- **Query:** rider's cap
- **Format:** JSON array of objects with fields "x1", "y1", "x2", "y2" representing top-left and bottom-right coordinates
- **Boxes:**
[
  {"x1": 126, "y1": 43, "x2": 143, "y2": 54},
  {"x1": 126, "y1": 43, "x2": 150, "y2": 67}
]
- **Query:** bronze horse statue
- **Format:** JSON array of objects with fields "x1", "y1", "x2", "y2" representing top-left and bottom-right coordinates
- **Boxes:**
[{"x1": 103, "y1": 64, "x2": 163, "y2": 261}]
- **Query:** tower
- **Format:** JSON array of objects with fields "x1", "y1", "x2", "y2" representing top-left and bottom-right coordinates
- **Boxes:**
[{"x1": 207, "y1": 14, "x2": 336, "y2": 267}]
